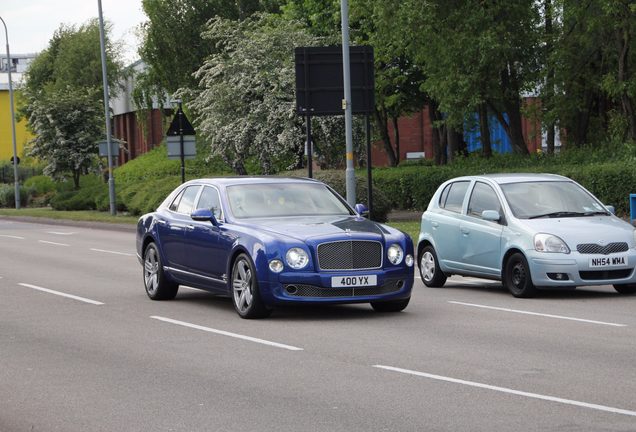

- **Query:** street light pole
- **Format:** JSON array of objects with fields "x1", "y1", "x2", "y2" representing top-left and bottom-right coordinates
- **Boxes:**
[
  {"x1": 0, "y1": 16, "x2": 21, "y2": 209},
  {"x1": 97, "y1": 0, "x2": 116, "y2": 215},
  {"x1": 340, "y1": 0, "x2": 356, "y2": 207}
]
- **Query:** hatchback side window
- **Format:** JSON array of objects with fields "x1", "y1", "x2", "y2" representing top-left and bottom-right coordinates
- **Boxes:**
[
  {"x1": 468, "y1": 182, "x2": 502, "y2": 219},
  {"x1": 442, "y1": 181, "x2": 469, "y2": 213},
  {"x1": 175, "y1": 186, "x2": 201, "y2": 215},
  {"x1": 196, "y1": 186, "x2": 223, "y2": 220}
]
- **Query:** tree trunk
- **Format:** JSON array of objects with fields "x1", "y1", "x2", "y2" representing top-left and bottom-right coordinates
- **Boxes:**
[
  {"x1": 616, "y1": 25, "x2": 636, "y2": 140},
  {"x1": 392, "y1": 115, "x2": 400, "y2": 164},
  {"x1": 478, "y1": 103, "x2": 492, "y2": 158},
  {"x1": 545, "y1": 0, "x2": 555, "y2": 154},
  {"x1": 373, "y1": 106, "x2": 397, "y2": 167},
  {"x1": 427, "y1": 101, "x2": 447, "y2": 165}
]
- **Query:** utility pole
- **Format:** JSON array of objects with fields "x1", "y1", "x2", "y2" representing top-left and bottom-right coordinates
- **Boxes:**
[
  {"x1": 340, "y1": 0, "x2": 356, "y2": 207},
  {"x1": 97, "y1": 0, "x2": 117, "y2": 215},
  {"x1": 0, "y1": 16, "x2": 20, "y2": 209}
]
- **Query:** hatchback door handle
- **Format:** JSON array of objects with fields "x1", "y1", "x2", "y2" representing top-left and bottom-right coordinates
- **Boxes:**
[
  {"x1": 431, "y1": 221, "x2": 439, "y2": 228},
  {"x1": 461, "y1": 227, "x2": 470, "y2": 235}
]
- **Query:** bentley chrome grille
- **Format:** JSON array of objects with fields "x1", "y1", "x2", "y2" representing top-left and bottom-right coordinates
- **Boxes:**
[
  {"x1": 317, "y1": 240, "x2": 383, "y2": 270},
  {"x1": 576, "y1": 242, "x2": 628, "y2": 255}
]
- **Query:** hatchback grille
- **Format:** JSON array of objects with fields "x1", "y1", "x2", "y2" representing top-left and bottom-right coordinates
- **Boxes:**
[
  {"x1": 579, "y1": 269, "x2": 632, "y2": 280},
  {"x1": 317, "y1": 240, "x2": 382, "y2": 270},
  {"x1": 284, "y1": 278, "x2": 404, "y2": 298},
  {"x1": 577, "y1": 242, "x2": 628, "y2": 255}
]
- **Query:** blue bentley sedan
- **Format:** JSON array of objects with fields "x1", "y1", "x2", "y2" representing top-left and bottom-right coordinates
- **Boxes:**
[{"x1": 136, "y1": 177, "x2": 414, "y2": 318}]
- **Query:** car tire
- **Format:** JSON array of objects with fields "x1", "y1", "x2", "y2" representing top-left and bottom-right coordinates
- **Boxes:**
[
  {"x1": 613, "y1": 284, "x2": 636, "y2": 295},
  {"x1": 143, "y1": 242, "x2": 178, "y2": 300},
  {"x1": 231, "y1": 253, "x2": 272, "y2": 319},
  {"x1": 504, "y1": 252, "x2": 537, "y2": 298},
  {"x1": 419, "y1": 245, "x2": 447, "y2": 287},
  {"x1": 371, "y1": 297, "x2": 410, "y2": 312}
]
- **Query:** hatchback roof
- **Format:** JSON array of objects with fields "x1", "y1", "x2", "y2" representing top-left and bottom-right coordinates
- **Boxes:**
[{"x1": 455, "y1": 173, "x2": 570, "y2": 185}]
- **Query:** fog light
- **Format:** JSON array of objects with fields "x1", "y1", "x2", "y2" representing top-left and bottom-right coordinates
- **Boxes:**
[
  {"x1": 547, "y1": 272, "x2": 569, "y2": 281},
  {"x1": 405, "y1": 254, "x2": 414, "y2": 267},
  {"x1": 269, "y1": 259, "x2": 284, "y2": 273}
]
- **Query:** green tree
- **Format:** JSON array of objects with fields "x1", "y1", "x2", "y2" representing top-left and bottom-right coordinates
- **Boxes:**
[
  {"x1": 21, "y1": 20, "x2": 122, "y2": 188},
  {"x1": 26, "y1": 87, "x2": 103, "y2": 189},
  {"x1": 137, "y1": 0, "x2": 282, "y2": 104}
]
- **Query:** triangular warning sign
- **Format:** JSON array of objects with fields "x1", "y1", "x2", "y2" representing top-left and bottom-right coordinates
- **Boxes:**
[{"x1": 167, "y1": 108, "x2": 196, "y2": 136}]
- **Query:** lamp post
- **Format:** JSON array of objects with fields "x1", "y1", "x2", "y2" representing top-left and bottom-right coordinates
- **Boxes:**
[
  {"x1": 340, "y1": 0, "x2": 356, "y2": 207},
  {"x1": 0, "y1": 15, "x2": 20, "y2": 209},
  {"x1": 97, "y1": 0, "x2": 116, "y2": 215}
]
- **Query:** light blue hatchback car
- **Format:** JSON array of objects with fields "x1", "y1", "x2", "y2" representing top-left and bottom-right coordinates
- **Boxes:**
[{"x1": 417, "y1": 173, "x2": 636, "y2": 297}]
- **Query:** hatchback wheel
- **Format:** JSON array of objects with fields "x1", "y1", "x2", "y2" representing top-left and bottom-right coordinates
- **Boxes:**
[
  {"x1": 613, "y1": 284, "x2": 636, "y2": 295},
  {"x1": 143, "y1": 242, "x2": 178, "y2": 300},
  {"x1": 231, "y1": 253, "x2": 272, "y2": 319},
  {"x1": 504, "y1": 252, "x2": 537, "y2": 298},
  {"x1": 419, "y1": 245, "x2": 447, "y2": 287}
]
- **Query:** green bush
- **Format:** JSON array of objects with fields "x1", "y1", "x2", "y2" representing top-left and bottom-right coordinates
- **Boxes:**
[
  {"x1": 0, "y1": 184, "x2": 30, "y2": 208},
  {"x1": 24, "y1": 175, "x2": 56, "y2": 195}
]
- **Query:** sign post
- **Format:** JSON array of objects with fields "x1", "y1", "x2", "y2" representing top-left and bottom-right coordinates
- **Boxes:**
[{"x1": 167, "y1": 101, "x2": 196, "y2": 183}]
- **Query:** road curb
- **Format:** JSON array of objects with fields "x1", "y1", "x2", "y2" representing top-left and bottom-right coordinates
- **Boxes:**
[{"x1": 0, "y1": 215, "x2": 136, "y2": 232}]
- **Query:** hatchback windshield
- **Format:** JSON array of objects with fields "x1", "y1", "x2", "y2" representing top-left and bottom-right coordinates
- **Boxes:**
[
  {"x1": 227, "y1": 183, "x2": 354, "y2": 218},
  {"x1": 500, "y1": 181, "x2": 609, "y2": 219}
]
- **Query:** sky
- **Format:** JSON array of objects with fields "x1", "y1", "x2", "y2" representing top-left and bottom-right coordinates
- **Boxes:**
[{"x1": 1, "y1": 0, "x2": 147, "y2": 64}]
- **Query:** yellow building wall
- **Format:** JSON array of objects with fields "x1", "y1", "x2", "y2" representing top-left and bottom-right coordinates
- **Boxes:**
[{"x1": 0, "y1": 90, "x2": 32, "y2": 161}]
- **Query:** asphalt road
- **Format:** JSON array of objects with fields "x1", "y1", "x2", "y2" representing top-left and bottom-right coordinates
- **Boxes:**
[{"x1": 1, "y1": 219, "x2": 636, "y2": 432}]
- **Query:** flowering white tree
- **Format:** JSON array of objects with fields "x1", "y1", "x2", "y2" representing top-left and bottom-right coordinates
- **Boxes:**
[{"x1": 190, "y1": 13, "x2": 359, "y2": 175}]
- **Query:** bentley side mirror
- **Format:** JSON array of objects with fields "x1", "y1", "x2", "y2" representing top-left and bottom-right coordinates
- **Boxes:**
[
  {"x1": 355, "y1": 203, "x2": 369, "y2": 218},
  {"x1": 191, "y1": 208, "x2": 220, "y2": 226}
]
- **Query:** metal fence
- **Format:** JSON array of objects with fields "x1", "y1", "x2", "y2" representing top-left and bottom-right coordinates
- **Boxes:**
[{"x1": 0, "y1": 165, "x2": 40, "y2": 184}]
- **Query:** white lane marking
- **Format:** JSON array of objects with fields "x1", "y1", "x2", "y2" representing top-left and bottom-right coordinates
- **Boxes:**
[
  {"x1": 449, "y1": 301, "x2": 626, "y2": 327},
  {"x1": 374, "y1": 365, "x2": 636, "y2": 417},
  {"x1": 18, "y1": 283, "x2": 104, "y2": 305},
  {"x1": 38, "y1": 240, "x2": 70, "y2": 247},
  {"x1": 150, "y1": 316, "x2": 304, "y2": 351},
  {"x1": 0, "y1": 234, "x2": 24, "y2": 239},
  {"x1": 46, "y1": 231, "x2": 76, "y2": 236},
  {"x1": 90, "y1": 248, "x2": 135, "y2": 257}
]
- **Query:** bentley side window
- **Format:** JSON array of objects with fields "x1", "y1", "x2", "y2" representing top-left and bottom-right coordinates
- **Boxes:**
[
  {"x1": 169, "y1": 189, "x2": 185, "y2": 212},
  {"x1": 175, "y1": 186, "x2": 201, "y2": 215},
  {"x1": 196, "y1": 186, "x2": 223, "y2": 220}
]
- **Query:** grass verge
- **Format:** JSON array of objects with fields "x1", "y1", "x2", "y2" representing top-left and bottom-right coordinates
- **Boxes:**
[{"x1": 0, "y1": 208, "x2": 138, "y2": 225}]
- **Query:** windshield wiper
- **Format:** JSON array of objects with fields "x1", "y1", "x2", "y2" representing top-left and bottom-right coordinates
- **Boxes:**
[
  {"x1": 582, "y1": 211, "x2": 610, "y2": 216},
  {"x1": 528, "y1": 211, "x2": 586, "y2": 219}
]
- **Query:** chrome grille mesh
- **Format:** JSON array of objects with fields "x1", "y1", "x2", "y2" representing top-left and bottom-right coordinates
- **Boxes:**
[
  {"x1": 576, "y1": 242, "x2": 628, "y2": 255},
  {"x1": 317, "y1": 240, "x2": 383, "y2": 270}
]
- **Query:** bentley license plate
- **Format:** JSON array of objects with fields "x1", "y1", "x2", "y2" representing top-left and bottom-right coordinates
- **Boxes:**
[
  {"x1": 589, "y1": 255, "x2": 627, "y2": 268},
  {"x1": 331, "y1": 275, "x2": 377, "y2": 287}
]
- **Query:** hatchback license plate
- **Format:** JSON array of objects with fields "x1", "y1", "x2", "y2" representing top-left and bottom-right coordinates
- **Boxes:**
[
  {"x1": 332, "y1": 275, "x2": 377, "y2": 287},
  {"x1": 589, "y1": 255, "x2": 627, "y2": 268}
]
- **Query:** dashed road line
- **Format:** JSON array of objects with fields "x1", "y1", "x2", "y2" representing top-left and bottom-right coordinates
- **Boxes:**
[
  {"x1": 90, "y1": 248, "x2": 135, "y2": 257},
  {"x1": 374, "y1": 365, "x2": 636, "y2": 417},
  {"x1": 18, "y1": 283, "x2": 104, "y2": 305},
  {"x1": 0, "y1": 234, "x2": 24, "y2": 240},
  {"x1": 449, "y1": 301, "x2": 626, "y2": 327},
  {"x1": 38, "y1": 240, "x2": 70, "y2": 247},
  {"x1": 150, "y1": 316, "x2": 304, "y2": 351}
]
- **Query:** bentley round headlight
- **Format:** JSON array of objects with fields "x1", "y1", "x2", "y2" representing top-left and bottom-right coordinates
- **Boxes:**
[
  {"x1": 286, "y1": 247, "x2": 309, "y2": 269},
  {"x1": 534, "y1": 233, "x2": 570, "y2": 253},
  {"x1": 269, "y1": 259, "x2": 284, "y2": 273},
  {"x1": 387, "y1": 244, "x2": 404, "y2": 265}
]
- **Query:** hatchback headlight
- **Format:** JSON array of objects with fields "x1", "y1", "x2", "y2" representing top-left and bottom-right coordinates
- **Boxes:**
[
  {"x1": 286, "y1": 247, "x2": 309, "y2": 269},
  {"x1": 387, "y1": 244, "x2": 404, "y2": 265},
  {"x1": 534, "y1": 233, "x2": 570, "y2": 253}
]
